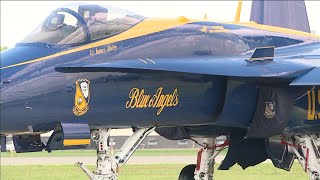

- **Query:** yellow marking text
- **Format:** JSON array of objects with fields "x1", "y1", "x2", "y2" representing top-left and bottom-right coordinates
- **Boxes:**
[
  {"x1": 90, "y1": 44, "x2": 118, "y2": 56},
  {"x1": 307, "y1": 89, "x2": 320, "y2": 120},
  {"x1": 200, "y1": 26, "x2": 230, "y2": 33},
  {"x1": 125, "y1": 87, "x2": 179, "y2": 115}
]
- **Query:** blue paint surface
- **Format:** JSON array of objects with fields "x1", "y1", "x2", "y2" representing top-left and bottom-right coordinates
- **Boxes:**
[{"x1": 1, "y1": 7, "x2": 320, "y2": 136}]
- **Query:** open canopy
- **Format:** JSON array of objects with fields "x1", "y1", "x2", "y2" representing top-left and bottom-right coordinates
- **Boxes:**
[{"x1": 19, "y1": 3, "x2": 146, "y2": 46}]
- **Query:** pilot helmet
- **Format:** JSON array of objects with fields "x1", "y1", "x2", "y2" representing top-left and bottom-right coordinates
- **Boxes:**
[{"x1": 78, "y1": 5, "x2": 108, "y2": 23}]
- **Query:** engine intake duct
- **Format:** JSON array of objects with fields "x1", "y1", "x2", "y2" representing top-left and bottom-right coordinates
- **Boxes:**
[{"x1": 46, "y1": 119, "x2": 91, "y2": 152}]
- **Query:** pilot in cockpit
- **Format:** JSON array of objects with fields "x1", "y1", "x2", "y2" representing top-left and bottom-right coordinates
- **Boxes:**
[
  {"x1": 79, "y1": 5, "x2": 109, "y2": 40},
  {"x1": 40, "y1": 13, "x2": 76, "y2": 44},
  {"x1": 20, "y1": 4, "x2": 145, "y2": 46},
  {"x1": 86, "y1": 12, "x2": 108, "y2": 29},
  {"x1": 58, "y1": 5, "x2": 109, "y2": 44},
  {"x1": 79, "y1": 5, "x2": 108, "y2": 24}
]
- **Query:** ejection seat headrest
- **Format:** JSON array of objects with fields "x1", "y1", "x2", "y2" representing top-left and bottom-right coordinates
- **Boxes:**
[
  {"x1": 43, "y1": 13, "x2": 65, "y2": 31},
  {"x1": 78, "y1": 4, "x2": 108, "y2": 23}
]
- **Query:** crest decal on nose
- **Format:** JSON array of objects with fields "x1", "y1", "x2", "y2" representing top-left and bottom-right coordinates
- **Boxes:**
[{"x1": 73, "y1": 79, "x2": 90, "y2": 116}]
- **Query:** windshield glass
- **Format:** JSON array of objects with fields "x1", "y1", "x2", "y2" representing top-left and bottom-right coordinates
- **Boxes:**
[{"x1": 19, "y1": 3, "x2": 146, "y2": 46}]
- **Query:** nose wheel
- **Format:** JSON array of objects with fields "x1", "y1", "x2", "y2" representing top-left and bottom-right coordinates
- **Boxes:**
[
  {"x1": 179, "y1": 137, "x2": 229, "y2": 180},
  {"x1": 178, "y1": 164, "x2": 197, "y2": 180}
]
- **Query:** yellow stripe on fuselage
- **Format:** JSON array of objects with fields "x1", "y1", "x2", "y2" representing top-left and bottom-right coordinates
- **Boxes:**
[
  {"x1": 235, "y1": 21, "x2": 320, "y2": 39},
  {"x1": 1, "y1": 18, "x2": 319, "y2": 70},
  {"x1": 63, "y1": 139, "x2": 91, "y2": 146},
  {"x1": 0, "y1": 17, "x2": 195, "y2": 70}
]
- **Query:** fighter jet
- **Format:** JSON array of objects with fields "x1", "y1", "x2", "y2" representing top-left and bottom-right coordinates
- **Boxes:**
[{"x1": 1, "y1": 1, "x2": 319, "y2": 180}]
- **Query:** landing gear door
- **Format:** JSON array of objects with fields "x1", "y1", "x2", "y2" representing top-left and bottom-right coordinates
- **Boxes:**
[
  {"x1": 13, "y1": 134, "x2": 45, "y2": 153},
  {"x1": 266, "y1": 137, "x2": 295, "y2": 171}
]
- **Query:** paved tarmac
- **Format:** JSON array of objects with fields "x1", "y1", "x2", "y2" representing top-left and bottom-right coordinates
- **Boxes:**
[{"x1": 0, "y1": 155, "x2": 272, "y2": 166}]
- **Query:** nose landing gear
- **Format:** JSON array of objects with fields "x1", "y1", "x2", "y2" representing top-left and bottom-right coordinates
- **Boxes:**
[{"x1": 77, "y1": 127, "x2": 155, "y2": 180}]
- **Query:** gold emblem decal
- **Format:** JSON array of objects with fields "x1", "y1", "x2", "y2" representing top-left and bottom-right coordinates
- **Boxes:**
[
  {"x1": 125, "y1": 87, "x2": 179, "y2": 115},
  {"x1": 264, "y1": 102, "x2": 276, "y2": 119},
  {"x1": 73, "y1": 79, "x2": 90, "y2": 116}
]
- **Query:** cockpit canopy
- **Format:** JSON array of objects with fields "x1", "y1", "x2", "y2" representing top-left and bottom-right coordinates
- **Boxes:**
[{"x1": 19, "y1": 3, "x2": 146, "y2": 46}]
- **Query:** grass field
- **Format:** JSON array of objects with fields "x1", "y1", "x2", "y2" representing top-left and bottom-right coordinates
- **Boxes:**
[
  {"x1": 0, "y1": 149, "x2": 220, "y2": 157},
  {"x1": 0, "y1": 163, "x2": 307, "y2": 180},
  {"x1": 0, "y1": 149, "x2": 308, "y2": 180}
]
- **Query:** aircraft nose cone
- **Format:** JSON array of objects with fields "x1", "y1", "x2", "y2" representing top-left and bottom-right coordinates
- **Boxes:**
[
  {"x1": 1, "y1": 45, "x2": 63, "y2": 70},
  {"x1": 1, "y1": 45, "x2": 64, "y2": 134}
]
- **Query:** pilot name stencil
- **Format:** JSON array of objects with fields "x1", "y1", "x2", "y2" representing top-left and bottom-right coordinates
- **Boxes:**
[
  {"x1": 90, "y1": 44, "x2": 118, "y2": 56},
  {"x1": 307, "y1": 89, "x2": 320, "y2": 120},
  {"x1": 125, "y1": 87, "x2": 179, "y2": 115}
]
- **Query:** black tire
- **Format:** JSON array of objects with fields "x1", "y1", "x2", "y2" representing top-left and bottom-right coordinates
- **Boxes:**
[{"x1": 178, "y1": 164, "x2": 196, "y2": 180}]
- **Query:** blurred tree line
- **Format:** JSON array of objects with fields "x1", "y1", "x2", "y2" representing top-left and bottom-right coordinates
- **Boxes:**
[{"x1": 1, "y1": 46, "x2": 8, "y2": 51}]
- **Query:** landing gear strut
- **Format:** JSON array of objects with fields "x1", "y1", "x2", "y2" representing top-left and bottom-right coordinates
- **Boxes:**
[
  {"x1": 179, "y1": 137, "x2": 229, "y2": 180},
  {"x1": 283, "y1": 134, "x2": 320, "y2": 180},
  {"x1": 77, "y1": 127, "x2": 155, "y2": 180}
]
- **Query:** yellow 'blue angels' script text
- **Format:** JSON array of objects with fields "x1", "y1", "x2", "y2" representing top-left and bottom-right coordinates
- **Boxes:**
[
  {"x1": 126, "y1": 87, "x2": 179, "y2": 115},
  {"x1": 307, "y1": 89, "x2": 320, "y2": 120}
]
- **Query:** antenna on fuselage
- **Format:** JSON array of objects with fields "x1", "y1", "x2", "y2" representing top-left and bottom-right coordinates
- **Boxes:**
[
  {"x1": 204, "y1": 13, "x2": 208, "y2": 20},
  {"x1": 234, "y1": 0, "x2": 242, "y2": 23}
]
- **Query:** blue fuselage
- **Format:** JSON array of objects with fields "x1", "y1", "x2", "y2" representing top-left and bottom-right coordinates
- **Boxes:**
[{"x1": 1, "y1": 21, "x2": 319, "y2": 135}]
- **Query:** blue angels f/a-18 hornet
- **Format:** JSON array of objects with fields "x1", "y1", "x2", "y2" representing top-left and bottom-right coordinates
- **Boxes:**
[{"x1": 1, "y1": 1, "x2": 320, "y2": 180}]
